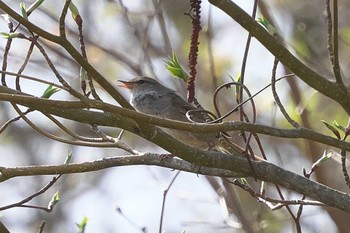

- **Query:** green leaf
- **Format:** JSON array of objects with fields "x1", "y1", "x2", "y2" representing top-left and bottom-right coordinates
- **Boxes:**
[
  {"x1": 20, "y1": 2, "x2": 28, "y2": 20},
  {"x1": 346, "y1": 117, "x2": 350, "y2": 137},
  {"x1": 227, "y1": 73, "x2": 240, "y2": 98},
  {"x1": 64, "y1": 151, "x2": 73, "y2": 164},
  {"x1": 27, "y1": 0, "x2": 45, "y2": 16},
  {"x1": 321, "y1": 120, "x2": 341, "y2": 139},
  {"x1": 80, "y1": 67, "x2": 88, "y2": 81},
  {"x1": 76, "y1": 216, "x2": 88, "y2": 233},
  {"x1": 164, "y1": 52, "x2": 189, "y2": 82},
  {"x1": 257, "y1": 16, "x2": 276, "y2": 35},
  {"x1": 69, "y1": 1, "x2": 80, "y2": 20},
  {"x1": 333, "y1": 120, "x2": 346, "y2": 133},
  {"x1": 240, "y1": 178, "x2": 250, "y2": 187},
  {"x1": 0, "y1": 32, "x2": 9, "y2": 39},
  {"x1": 41, "y1": 85, "x2": 60, "y2": 98},
  {"x1": 48, "y1": 191, "x2": 60, "y2": 209},
  {"x1": 0, "y1": 32, "x2": 19, "y2": 39}
]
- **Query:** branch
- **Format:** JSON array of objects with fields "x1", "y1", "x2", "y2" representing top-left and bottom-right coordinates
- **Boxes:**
[
  {"x1": 0, "y1": 86, "x2": 349, "y2": 152},
  {"x1": 208, "y1": 0, "x2": 350, "y2": 114},
  {"x1": 0, "y1": 153, "x2": 350, "y2": 213},
  {"x1": 0, "y1": 154, "x2": 241, "y2": 181},
  {"x1": 0, "y1": 2, "x2": 130, "y2": 108},
  {"x1": 1, "y1": 89, "x2": 350, "y2": 212}
]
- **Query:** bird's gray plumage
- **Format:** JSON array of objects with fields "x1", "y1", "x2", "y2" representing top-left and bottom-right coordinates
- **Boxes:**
[{"x1": 119, "y1": 76, "x2": 218, "y2": 150}]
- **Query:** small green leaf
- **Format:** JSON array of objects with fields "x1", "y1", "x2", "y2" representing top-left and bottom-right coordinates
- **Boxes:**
[
  {"x1": 27, "y1": 0, "x2": 45, "y2": 16},
  {"x1": 333, "y1": 120, "x2": 346, "y2": 132},
  {"x1": 321, "y1": 120, "x2": 341, "y2": 139},
  {"x1": 80, "y1": 67, "x2": 88, "y2": 81},
  {"x1": 20, "y1": 2, "x2": 28, "y2": 20},
  {"x1": 48, "y1": 191, "x2": 60, "y2": 209},
  {"x1": 257, "y1": 16, "x2": 276, "y2": 35},
  {"x1": 345, "y1": 117, "x2": 350, "y2": 137},
  {"x1": 69, "y1": 1, "x2": 80, "y2": 20},
  {"x1": 0, "y1": 32, "x2": 10, "y2": 39},
  {"x1": 1, "y1": 32, "x2": 21, "y2": 39},
  {"x1": 76, "y1": 216, "x2": 88, "y2": 233},
  {"x1": 240, "y1": 178, "x2": 250, "y2": 187},
  {"x1": 64, "y1": 151, "x2": 73, "y2": 164},
  {"x1": 41, "y1": 85, "x2": 60, "y2": 98},
  {"x1": 164, "y1": 52, "x2": 189, "y2": 82},
  {"x1": 227, "y1": 73, "x2": 241, "y2": 98}
]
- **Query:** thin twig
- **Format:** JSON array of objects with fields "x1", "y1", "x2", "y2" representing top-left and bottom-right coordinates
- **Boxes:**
[
  {"x1": 230, "y1": 179, "x2": 326, "y2": 207},
  {"x1": 325, "y1": 0, "x2": 343, "y2": 84},
  {"x1": 118, "y1": 0, "x2": 157, "y2": 78},
  {"x1": 116, "y1": 206, "x2": 147, "y2": 232},
  {"x1": 37, "y1": 221, "x2": 45, "y2": 233},
  {"x1": 213, "y1": 81, "x2": 255, "y2": 123},
  {"x1": 15, "y1": 35, "x2": 37, "y2": 91},
  {"x1": 159, "y1": 171, "x2": 180, "y2": 233},
  {"x1": 187, "y1": 0, "x2": 202, "y2": 103},
  {"x1": 44, "y1": 114, "x2": 110, "y2": 143},
  {"x1": 10, "y1": 104, "x2": 122, "y2": 147},
  {"x1": 151, "y1": 0, "x2": 172, "y2": 54},
  {"x1": 271, "y1": 58, "x2": 299, "y2": 128},
  {"x1": 205, "y1": 6, "x2": 218, "y2": 88},
  {"x1": 16, "y1": 34, "x2": 84, "y2": 100},
  {"x1": 0, "y1": 70, "x2": 68, "y2": 90},
  {"x1": 74, "y1": 7, "x2": 101, "y2": 100},
  {"x1": 59, "y1": 0, "x2": 71, "y2": 38},
  {"x1": 0, "y1": 108, "x2": 32, "y2": 134},
  {"x1": 0, "y1": 175, "x2": 61, "y2": 211},
  {"x1": 1, "y1": 16, "x2": 14, "y2": 87},
  {"x1": 341, "y1": 149, "x2": 350, "y2": 188}
]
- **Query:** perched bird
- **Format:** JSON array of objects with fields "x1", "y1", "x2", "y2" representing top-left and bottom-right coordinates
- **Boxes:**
[{"x1": 118, "y1": 76, "x2": 260, "y2": 159}]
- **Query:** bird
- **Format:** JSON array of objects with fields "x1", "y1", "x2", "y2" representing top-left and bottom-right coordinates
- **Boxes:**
[{"x1": 118, "y1": 76, "x2": 261, "y2": 159}]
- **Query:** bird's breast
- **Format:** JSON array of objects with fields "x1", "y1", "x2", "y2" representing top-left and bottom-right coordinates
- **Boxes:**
[{"x1": 131, "y1": 92, "x2": 169, "y2": 116}]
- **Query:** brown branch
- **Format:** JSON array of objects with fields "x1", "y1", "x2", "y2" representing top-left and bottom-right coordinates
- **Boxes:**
[
  {"x1": 0, "y1": 175, "x2": 61, "y2": 211},
  {"x1": 0, "y1": 2, "x2": 130, "y2": 107},
  {"x1": 325, "y1": 0, "x2": 343, "y2": 84},
  {"x1": 0, "y1": 154, "x2": 242, "y2": 182},
  {"x1": 187, "y1": 0, "x2": 202, "y2": 103},
  {"x1": 0, "y1": 152, "x2": 350, "y2": 213},
  {"x1": 271, "y1": 58, "x2": 299, "y2": 128},
  {"x1": 0, "y1": 87, "x2": 349, "y2": 152}
]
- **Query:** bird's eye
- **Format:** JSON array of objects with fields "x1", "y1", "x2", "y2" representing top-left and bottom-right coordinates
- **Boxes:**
[{"x1": 138, "y1": 80, "x2": 145, "y2": 84}]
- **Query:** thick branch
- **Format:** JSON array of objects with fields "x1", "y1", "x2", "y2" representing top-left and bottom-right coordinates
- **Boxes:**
[
  {"x1": 0, "y1": 88, "x2": 350, "y2": 212},
  {"x1": 0, "y1": 152, "x2": 350, "y2": 213},
  {"x1": 0, "y1": 86, "x2": 349, "y2": 152}
]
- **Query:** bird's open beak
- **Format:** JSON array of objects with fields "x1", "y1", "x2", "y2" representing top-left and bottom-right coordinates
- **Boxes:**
[{"x1": 118, "y1": 80, "x2": 134, "y2": 89}]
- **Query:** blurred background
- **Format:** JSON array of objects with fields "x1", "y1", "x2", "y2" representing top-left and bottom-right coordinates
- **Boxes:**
[{"x1": 0, "y1": 0, "x2": 349, "y2": 232}]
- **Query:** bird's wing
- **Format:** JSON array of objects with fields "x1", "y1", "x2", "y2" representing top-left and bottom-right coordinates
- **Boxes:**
[{"x1": 168, "y1": 91, "x2": 208, "y2": 123}]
